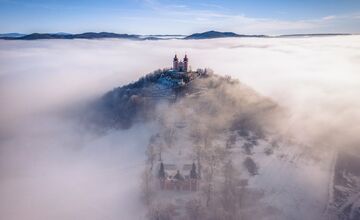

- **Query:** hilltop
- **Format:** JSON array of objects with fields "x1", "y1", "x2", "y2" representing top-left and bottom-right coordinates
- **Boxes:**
[
  {"x1": 82, "y1": 53, "x2": 357, "y2": 219},
  {"x1": 86, "y1": 66, "x2": 336, "y2": 220}
]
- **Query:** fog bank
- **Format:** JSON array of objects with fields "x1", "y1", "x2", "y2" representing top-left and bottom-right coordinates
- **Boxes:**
[{"x1": 0, "y1": 36, "x2": 359, "y2": 219}]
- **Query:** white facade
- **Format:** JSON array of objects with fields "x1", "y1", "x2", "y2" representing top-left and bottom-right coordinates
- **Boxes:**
[{"x1": 173, "y1": 54, "x2": 188, "y2": 72}]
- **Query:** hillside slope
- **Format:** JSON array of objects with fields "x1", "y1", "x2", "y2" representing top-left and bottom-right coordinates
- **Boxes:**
[{"x1": 88, "y1": 68, "x2": 340, "y2": 220}]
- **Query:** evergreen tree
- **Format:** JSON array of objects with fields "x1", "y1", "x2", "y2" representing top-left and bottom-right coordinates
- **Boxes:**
[
  {"x1": 190, "y1": 162, "x2": 197, "y2": 179},
  {"x1": 158, "y1": 162, "x2": 165, "y2": 178}
]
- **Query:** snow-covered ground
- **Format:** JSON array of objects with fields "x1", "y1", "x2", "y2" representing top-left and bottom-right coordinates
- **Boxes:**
[{"x1": 156, "y1": 126, "x2": 337, "y2": 219}]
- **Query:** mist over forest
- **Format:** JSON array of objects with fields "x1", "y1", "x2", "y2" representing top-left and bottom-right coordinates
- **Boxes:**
[{"x1": 0, "y1": 36, "x2": 360, "y2": 220}]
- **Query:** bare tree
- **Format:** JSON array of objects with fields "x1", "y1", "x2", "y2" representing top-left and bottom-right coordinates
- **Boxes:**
[
  {"x1": 190, "y1": 128, "x2": 203, "y2": 179},
  {"x1": 186, "y1": 199, "x2": 205, "y2": 220},
  {"x1": 146, "y1": 143, "x2": 157, "y2": 171},
  {"x1": 189, "y1": 126, "x2": 214, "y2": 180},
  {"x1": 219, "y1": 160, "x2": 241, "y2": 220},
  {"x1": 141, "y1": 168, "x2": 155, "y2": 206},
  {"x1": 148, "y1": 203, "x2": 176, "y2": 220},
  {"x1": 203, "y1": 153, "x2": 217, "y2": 208},
  {"x1": 163, "y1": 127, "x2": 176, "y2": 148}
]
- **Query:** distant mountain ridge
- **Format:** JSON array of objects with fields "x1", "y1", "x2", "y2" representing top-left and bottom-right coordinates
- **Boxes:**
[
  {"x1": 0, "y1": 33, "x2": 26, "y2": 38},
  {"x1": 0, "y1": 30, "x2": 352, "y2": 40},
  {"x1": 278, "y1": 33, "x2": 351, "y2": 37},
  {"x1": 1, "y1": 32, "x2": 140, "y2": 40},
  {"x1": 185, "y1": 30, "x2": 267, "y2": 39}
]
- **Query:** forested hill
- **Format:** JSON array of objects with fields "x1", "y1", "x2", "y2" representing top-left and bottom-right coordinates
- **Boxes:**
[{"x1": 86, "y1": 68, "x2": 280, "y2": 134}]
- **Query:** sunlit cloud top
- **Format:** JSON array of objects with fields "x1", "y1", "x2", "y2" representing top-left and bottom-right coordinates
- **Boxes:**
[{"x1": 0, "y1": 0, "x2": 360, "y2": 34}]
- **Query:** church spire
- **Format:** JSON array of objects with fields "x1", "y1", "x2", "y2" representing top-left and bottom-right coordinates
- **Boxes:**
[{"x1": 173, "y1": 54, "x2": 179, "y2": 70}]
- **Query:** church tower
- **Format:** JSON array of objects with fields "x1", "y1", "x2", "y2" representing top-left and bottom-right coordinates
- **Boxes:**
[
  {"x1": 183, "y1": 54, "x2": 188, "y2": 72},
  {"x1": 172, "y1": 54, "x2": 189, "y2": 72},
  {"x1": 173, "y1": 54, "x2": 179, "y2": 71}
]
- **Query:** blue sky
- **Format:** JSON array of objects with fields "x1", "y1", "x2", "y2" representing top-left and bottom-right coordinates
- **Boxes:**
[{"x1": 0, "y1": 0, "x2": 359, "y2": 34}]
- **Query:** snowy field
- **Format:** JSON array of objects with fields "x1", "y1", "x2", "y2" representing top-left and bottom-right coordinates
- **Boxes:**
[{"x1": 0, "y1": 36, "x2": 359, "y2": 220}]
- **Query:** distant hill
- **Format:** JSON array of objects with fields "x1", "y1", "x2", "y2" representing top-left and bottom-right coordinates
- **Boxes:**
[
  {"x1": 0, "y1": 32, "x2": 141, "y2": 40},
  {"x1": 278, "y1": 33, "x2": 352, "y2": 38},
  {"x1": 0, "y1": 32, "x2": 185, "y2": 40},
  {"x1": 52, "y1": 32, "x2": 72, "y2": 35},
  {"x1": 14, "y1": 32, "x2": 140, "y2": 40},
  {"x1": 0, "y1": 33, "x2": 25, "y2": 38},
  {"x1": 72, "y1": 32, "x2": 139, "y2": 39},
  {"x1": 185, "y1": 30, "x2": 267, "y2": 39},
  {"x1": 139, "y1": 34, "x2": 185, "y2": 39}
]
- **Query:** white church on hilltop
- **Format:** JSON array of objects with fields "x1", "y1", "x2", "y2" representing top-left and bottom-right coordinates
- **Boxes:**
[{"x1": 173, "y1": 54, "x2": 188, "y2": 72}]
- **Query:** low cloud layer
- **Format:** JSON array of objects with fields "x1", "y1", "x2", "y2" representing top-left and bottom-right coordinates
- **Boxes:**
[{"x1": 0, "y1": 36, "x2": 359, "y2": 220}]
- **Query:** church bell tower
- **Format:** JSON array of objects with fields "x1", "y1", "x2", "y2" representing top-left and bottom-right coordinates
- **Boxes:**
[
  {"x1": 183, "y1": 54, "x2": 188, "y2": 72},
  {"x1": 173, "y1": 54, "x2": 179, "y2": 70}
]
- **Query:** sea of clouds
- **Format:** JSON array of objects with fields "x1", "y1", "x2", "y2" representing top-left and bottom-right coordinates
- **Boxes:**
[{"x1": 0, "y1": 36, "x2": 359, "y2": 220}]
